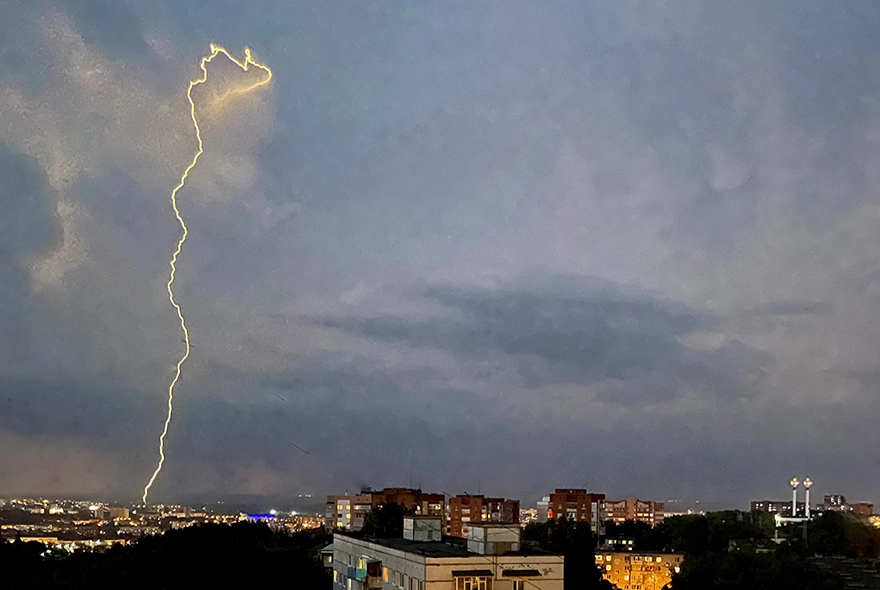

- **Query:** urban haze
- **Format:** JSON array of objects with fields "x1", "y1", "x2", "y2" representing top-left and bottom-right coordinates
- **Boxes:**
[{"x1": 2, "y1": 0, "x2": 880, "y2": 512}]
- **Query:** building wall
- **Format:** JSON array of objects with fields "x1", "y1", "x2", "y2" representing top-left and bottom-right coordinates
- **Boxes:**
[
  {"x1": 426, "y1": 555, "x2": 564, "y2": 589},
  {"x1": 537, "y1": 497, "x2": 550, "y2": 522},
  {"x1": 595, "y1": 551, "x2": 684, "y2": 590}
]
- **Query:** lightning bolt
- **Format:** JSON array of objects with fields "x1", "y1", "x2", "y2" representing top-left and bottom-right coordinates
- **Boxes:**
[{"x1": 142, "y1": 44, "x2": 272, "y2": 505}]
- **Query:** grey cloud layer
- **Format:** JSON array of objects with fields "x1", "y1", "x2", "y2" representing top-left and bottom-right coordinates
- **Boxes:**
[
  {"x1": 1, "y1": 0, "x2": 880, "y2": 505},
  {"x1": 315, "y1": 282, "x2": 771, "y2": 401}
]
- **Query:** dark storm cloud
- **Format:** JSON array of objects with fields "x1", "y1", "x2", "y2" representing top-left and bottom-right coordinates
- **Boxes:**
[
  {"x1": 0, "y1": 145, "x2": 59, "y2": 260},
  {"x1": 65, "y1": 0, "x2": 153, "y2": 61},
  {"x1": 0, "y1": 145, "x2": 61, "y2": 369},
  {"x1": 314, "y1": 280, "x2": 771, "y2": 400},
  {"x1": 0, "y1": 376, "x2": 155, "y2": 452}
]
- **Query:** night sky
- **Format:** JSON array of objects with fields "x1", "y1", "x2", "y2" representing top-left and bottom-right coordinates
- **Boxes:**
[{"x1": 2, "y1": 0, "x2": 880, "y2": 507}]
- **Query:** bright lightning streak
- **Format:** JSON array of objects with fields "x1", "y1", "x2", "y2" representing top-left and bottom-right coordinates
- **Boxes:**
[{"x1": 142, "y1": 44, "x2": 272, "y2": 505}]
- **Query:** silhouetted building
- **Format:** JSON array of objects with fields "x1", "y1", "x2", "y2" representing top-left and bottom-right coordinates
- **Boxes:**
[
  {"x1": 92, "y1": 506, "x2": 130, "y2": 521},
  {"x1": 824, "y1": 495, "x2": 847, "y2": 511},
  {"x1": 852, "y1": 502, "x2": 874, "y2": 517},
  {"x1": 751, "y1": 500, "x2": 804, "y2": 517}
]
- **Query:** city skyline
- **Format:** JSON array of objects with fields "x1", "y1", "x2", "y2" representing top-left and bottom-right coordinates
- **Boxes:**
[{"x1": 3, "y1": 0, "x2": 880, "y2": 508}]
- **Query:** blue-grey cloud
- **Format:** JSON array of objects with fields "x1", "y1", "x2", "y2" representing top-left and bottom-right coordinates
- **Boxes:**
[
  {"x1": 2, "y1": 0, "x2": 880, "y2": 507},
  {"x1": 314, "y1": 280, "x2": 771, "y2": 400},
  {"x1": 747, "y1": 301, "x2": 835, "y2": 317}
]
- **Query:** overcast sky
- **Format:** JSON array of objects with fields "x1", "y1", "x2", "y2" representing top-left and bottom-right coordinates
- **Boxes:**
[{"x1": 2, "y1": 0, "x2": 880, "y2": 508}]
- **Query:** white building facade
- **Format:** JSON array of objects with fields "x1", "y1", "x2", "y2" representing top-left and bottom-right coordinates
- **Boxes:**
[{"x1": 331, "y1": 518, "x2": 563, "y2": 590}]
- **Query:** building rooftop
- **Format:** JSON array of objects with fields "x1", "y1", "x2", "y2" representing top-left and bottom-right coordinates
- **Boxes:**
[
  {"x1": 337, "y1": 532, "x2": 471, "y2": 557},
  {"x1": 335, "y1": 532, "x2": 559, "y2": 558}
]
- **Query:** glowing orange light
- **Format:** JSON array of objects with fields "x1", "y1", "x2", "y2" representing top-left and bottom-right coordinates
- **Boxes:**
[{"x1": 142, "y1": 44, "x2": 272, "y2": 505}]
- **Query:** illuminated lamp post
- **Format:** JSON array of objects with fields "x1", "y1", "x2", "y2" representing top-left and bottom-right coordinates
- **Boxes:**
[{"x1": 804, "y1": 478, "x2": 813, "y2": 519}]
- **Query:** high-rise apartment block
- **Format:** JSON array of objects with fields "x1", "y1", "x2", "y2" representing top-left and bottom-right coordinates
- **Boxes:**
[
  {"x1": 548, "y1": 489, "x2": 606, "y2": 535},
  {"x1": 371, "y1": 488, "x2": 445, "y2": 520},
  {"x1": 326, "y1": 494, "x2": 373, "y2": 531},
  {"x1": 326, "y1": 488, "x2": 445, "y2": 531},
  {"x1": 447, "y1": 494, "x2": 520, "y2": 538},
  {"x1": 605, "y1": 498, "x2": 665, "y2": 527}
]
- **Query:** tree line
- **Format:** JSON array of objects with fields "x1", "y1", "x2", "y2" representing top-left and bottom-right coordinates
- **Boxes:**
[{"x1": 0, "y1": 522, "x2": 330, "y2": 589}]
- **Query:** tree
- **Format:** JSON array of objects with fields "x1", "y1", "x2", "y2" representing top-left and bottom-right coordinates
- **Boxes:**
[
  {"x1": 808, "y1": 511, "x2": 880, "y2": 559},
  {"x1": 361, "y1": 502, "x2": 414, "y2": 538},
  {"x1": 523, "y1": 518, "x2": 611, "y2": 590},
  {"x1": 0, "y1": 522, "x2": 332, "y2": 589},
  {"x1": 604, "y1": 519, "x2": 663, "y2": 550}
]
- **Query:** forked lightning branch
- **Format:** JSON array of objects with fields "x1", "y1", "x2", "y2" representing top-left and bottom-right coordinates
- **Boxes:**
[{"x1": 142, "y1": 45, "x2": 273, "y2": 504}]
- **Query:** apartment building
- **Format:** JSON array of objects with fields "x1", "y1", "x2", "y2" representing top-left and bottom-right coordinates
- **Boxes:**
[
  {"x1": 448, "y1": 495, "x2": 520, "y2": 538},
  {"x1": 326, "y1": 494, "x2": 374, "y2": 531},
  {"x1": 331, "y1": 516, "x2": 563, "y2": 590},
  {"x1": 595, "y1": 550, "x2": 684, "y2": 590},
  {"x1": 372, "y1": 488, "x2": 446, "y2": 520},
  {"x1": 547, "y1": 489, "x2": 606, "y2": 535},
  {"x1": 605, "y1": 498, "x2": 665, "y2": 527},
  {"x1": 326, "y1": 488, "x2": 446, "y2": 532}
]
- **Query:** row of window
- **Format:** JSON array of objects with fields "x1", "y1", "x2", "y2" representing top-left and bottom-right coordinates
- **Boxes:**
[
  {"x1": 380, "y1": 565, "x2": 423, "y2": 590},
  {"x1": 597, "y1": 554, "x2": 669, "y2": 563},
  {"x1": 456, "y1": 577, "x2": 491, "y2": 590}
]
